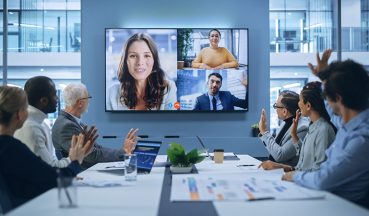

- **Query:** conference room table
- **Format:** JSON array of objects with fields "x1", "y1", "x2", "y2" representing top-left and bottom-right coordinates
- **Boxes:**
[{"x1": 6, "y1": 155, "x2": 369, "y2": 216}]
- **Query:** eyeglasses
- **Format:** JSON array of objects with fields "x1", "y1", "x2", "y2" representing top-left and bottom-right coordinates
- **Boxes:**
[
  {"x1": 79, "y1": 96, "x2": 92, "y2": 100},
  {"x1": 272, "y1": 103, "x2": 285, "y2": 109}
]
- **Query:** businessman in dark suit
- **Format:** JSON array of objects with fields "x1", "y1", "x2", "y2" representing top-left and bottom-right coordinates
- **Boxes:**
[
  {"x1": 52, "y1": 83, "x2": 138, "y2": 169},
  {"x1": 193, "y1": 72, "x2": 248, "y2": 110}
]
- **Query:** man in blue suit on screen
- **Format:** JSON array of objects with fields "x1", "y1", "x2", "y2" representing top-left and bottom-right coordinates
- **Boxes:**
[{"x1": 193, "y1": 72, "x2": 248, "y2": 111}]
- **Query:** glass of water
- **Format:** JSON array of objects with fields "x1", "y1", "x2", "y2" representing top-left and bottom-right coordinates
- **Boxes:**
[{"x1": 125, "y1": 154, "x2": 137, "y2": 181}]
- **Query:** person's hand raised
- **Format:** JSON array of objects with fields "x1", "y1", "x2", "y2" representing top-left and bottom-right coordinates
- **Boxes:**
[
  {"x1": 258, "y1": 109, "x2": 267, "y2": 134},
  {"x1": 291, "y1": 109, "x2": 301, "y2": 144},
  {"x1": 308, "y1": 49, "x2": 332, "y2": 77},
  {"x1": 82, "y1": 125, "x2": 99, "y2": 146},
  {"x1": 68, "y1": 133, "x2": 93, "y2": 164},
  {"x1": 122, "y1": 128, "x2": 139, "y2": 155}
]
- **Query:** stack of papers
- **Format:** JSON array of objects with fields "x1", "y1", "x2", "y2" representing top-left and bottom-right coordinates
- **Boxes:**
[{"x1": 170, "y1": 174, "x2": 325, "y2": 202}]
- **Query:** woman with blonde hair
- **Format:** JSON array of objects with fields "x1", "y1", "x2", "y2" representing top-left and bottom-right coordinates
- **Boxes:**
[{"x1": 0, "y1": 86, "x2": 92, "y2": 213}]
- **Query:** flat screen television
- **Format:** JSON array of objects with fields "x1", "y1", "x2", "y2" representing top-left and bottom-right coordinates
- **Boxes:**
[{"x1": 105, "y1": 28, "x2": 248, "y2": 112}]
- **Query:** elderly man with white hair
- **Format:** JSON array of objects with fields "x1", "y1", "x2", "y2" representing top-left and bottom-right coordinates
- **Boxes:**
[{"x1": 52, "y1": 83, "x2": 138, "y2": 169}]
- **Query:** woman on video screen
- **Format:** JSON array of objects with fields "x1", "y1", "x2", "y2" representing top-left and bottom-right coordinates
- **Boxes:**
[
  {"x1": 192, "y1": 29, "x2": 239, "y2": 69},
  {"x1": 107, "y1": 33, "x2": 177, "y2": 110}
]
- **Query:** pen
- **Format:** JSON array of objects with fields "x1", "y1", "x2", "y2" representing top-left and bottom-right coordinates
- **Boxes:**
[
  {"x1": 237, "y1": 164, "x2": 256, "y2": 167},
  {"x1": 105, "y1": 166, "x2": 117, "y2": 169}
]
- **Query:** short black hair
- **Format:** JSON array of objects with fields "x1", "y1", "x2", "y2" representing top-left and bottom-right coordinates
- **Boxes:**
[
  {"x1": 208, "y1": 72, "x2": 223, "y2": 82},
  {"x1": 24, "y1": 76, "x2": 54, "y2": 107},
  {"x1": 279, "y1": 90, "x2": 299, "y2": 115},
  {"x1": 322, "y1": 60, "x2": 369, "y2": 111}
]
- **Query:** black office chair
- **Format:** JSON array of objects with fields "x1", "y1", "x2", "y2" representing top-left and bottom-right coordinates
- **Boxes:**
[{"x1": 0, "y1": 172, "x2": 12, "y2": 214}]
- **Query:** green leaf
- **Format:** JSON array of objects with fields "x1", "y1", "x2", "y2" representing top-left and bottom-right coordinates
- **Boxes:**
[
  {"x1": 187, "y1": 149, "x2": 205, "y2": 164},
  {"x1": 167, "y1": 143, "x2": 186, "y2": 166},
  {"x1": 167, "y1": 143, "x2": 204, "y2": 167}
]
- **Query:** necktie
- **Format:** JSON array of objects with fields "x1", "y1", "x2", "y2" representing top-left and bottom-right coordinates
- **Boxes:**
[{"x1": 212, "y1": 97, "x2": 217, "y2": 110}]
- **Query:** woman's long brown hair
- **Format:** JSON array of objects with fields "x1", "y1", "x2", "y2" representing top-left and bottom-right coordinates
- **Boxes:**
[{"x1": 117, "y1": 33, "x2": 168, "y2": 110}]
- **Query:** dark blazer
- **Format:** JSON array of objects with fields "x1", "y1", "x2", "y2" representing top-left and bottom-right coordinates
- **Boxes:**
[
  {"x1": 52, "y1": 110, "x2": 124, "y2": 169},
  {"x1": 193, "y1": 91, "x2": 248, "y2": 110},
  {"x1": 0, "y1": 135, "x2": 81, "y2": 211}
]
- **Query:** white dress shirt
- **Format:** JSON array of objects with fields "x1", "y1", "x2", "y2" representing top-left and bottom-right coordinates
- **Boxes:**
[{"x1": 14, "y1": 105, "x2": 71, "y2": 168}]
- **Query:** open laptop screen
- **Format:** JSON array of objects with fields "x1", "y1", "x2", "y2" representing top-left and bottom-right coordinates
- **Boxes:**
[{"x1": 133, "y1": 140, "x2": 161, "y2": 173}]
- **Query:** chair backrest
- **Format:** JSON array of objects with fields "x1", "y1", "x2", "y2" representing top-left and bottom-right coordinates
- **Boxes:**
[{"x1": 0, "y1": 172, "x2": 12, "y2": 214}]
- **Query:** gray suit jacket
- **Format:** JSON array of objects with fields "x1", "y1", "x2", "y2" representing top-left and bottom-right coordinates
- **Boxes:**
[
  {"x1": 259, "y1": 117, "x2": 309, "y2": 166},
  {"x1": 52, "y1": 110, "x2": 124, "y2": 169}
]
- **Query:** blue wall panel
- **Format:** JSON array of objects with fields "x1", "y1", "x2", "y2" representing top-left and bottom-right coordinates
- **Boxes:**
[{"x1": 81, "y1": 0, "x2": 270, "y2": 156}]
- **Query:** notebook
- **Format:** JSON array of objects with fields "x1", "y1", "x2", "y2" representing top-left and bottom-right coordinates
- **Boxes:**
[{"x1": 132, "y1": 140, "x2": 162, "y2": 174}]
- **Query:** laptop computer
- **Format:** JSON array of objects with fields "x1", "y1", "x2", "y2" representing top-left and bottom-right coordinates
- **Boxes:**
[{"x1": 132, "y1": 140, "x2": 162, "y2": 174}]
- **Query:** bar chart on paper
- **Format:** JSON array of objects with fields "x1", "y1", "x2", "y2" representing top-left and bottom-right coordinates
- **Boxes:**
[{"x1": 170, "y1": 174, "x2": 325, "y2": 202}]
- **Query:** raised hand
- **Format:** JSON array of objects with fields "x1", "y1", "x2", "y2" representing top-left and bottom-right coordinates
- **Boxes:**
[
  {"x1": 308, "y1": 49, "x2": 332, "y2": 77},
  {"x1": 258, "y1": 109, "x2": 267, "y2": 134},
  {"x1": 69, "y1": 133, "x2": 93, "y2": 164},
  {"x1": 82, "y1": 125, "x2": 99, "y2": 146},
  {"x1": 122, "y1": 128, "x2": 139, "y2": 155},
  {"x1": 291, "y1": 109, "x2": 301, "y2": 144}
]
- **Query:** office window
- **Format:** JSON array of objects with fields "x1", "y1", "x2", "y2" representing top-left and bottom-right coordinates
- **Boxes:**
[
  {"x1": 1, "y1": 0, "x2": 81, "y2": 125},
  {"x1": 270, "y1": 0, "x2": 333, "y2": 54},
  {"x1": 269, "y1": 0, "x2": 336, "y2": 131},
  {"x1": 270, "y1": 0, "x2": 369, "y2": 132},
  {"x1": 341, "y1": 0, "x2": 369, "y2": 65}
]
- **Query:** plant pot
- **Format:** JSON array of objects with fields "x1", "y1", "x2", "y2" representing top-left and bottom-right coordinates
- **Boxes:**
[
  {"x1": 252, "y1": 128, "x2": 260, "y2": 137},
  {"x1": 177, "y1": 61, "x2": 184, "y2": 69},
  {"x1": 170, "y1": 165, "x2": 192, "y2": 174}
]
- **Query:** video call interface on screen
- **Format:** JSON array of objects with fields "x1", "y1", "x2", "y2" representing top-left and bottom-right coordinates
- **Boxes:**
[{"x1": 105, "y1": 28, "x2": 248, "y2": 112}]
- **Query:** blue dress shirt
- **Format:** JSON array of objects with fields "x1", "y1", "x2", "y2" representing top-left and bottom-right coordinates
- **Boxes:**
[{"x1": 293, "y1": 108, "x2": 369, "y2": 202}]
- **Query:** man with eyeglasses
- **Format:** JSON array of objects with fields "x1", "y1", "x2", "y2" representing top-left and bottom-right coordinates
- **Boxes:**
[
  {"x1": 257, "y1": 90, "x2": 309, "y2": 166},
  {"x1": 52, "y1": 83, "x2": 138, "y2": 169},
  {"x1": 283, "y1": 59, "x2": 369, "y2": 209},
  {"x1": 15, "y1": 76, "x2": 77, "y2": 168}
]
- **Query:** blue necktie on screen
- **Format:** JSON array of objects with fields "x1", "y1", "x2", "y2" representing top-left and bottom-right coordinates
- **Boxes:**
[{"x1": 212, "y1": 97, "x2": 217, "y2": 110}]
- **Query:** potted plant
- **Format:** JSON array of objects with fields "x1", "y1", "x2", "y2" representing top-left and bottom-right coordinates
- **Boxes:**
[
  {"x1": 177, "y1": 29, "x2": 193, "y2": 68},
  {"x1": 251, "y1": 123, "x2": 260, "y2": 137},
  {"x1": 167, "y1": 142, "x2": 205, "y2": 174}
]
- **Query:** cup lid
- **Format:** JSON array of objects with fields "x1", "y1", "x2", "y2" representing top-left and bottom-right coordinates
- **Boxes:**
[{"x1": 213, "y1": 149, "x2": 224, "y2": 152}]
